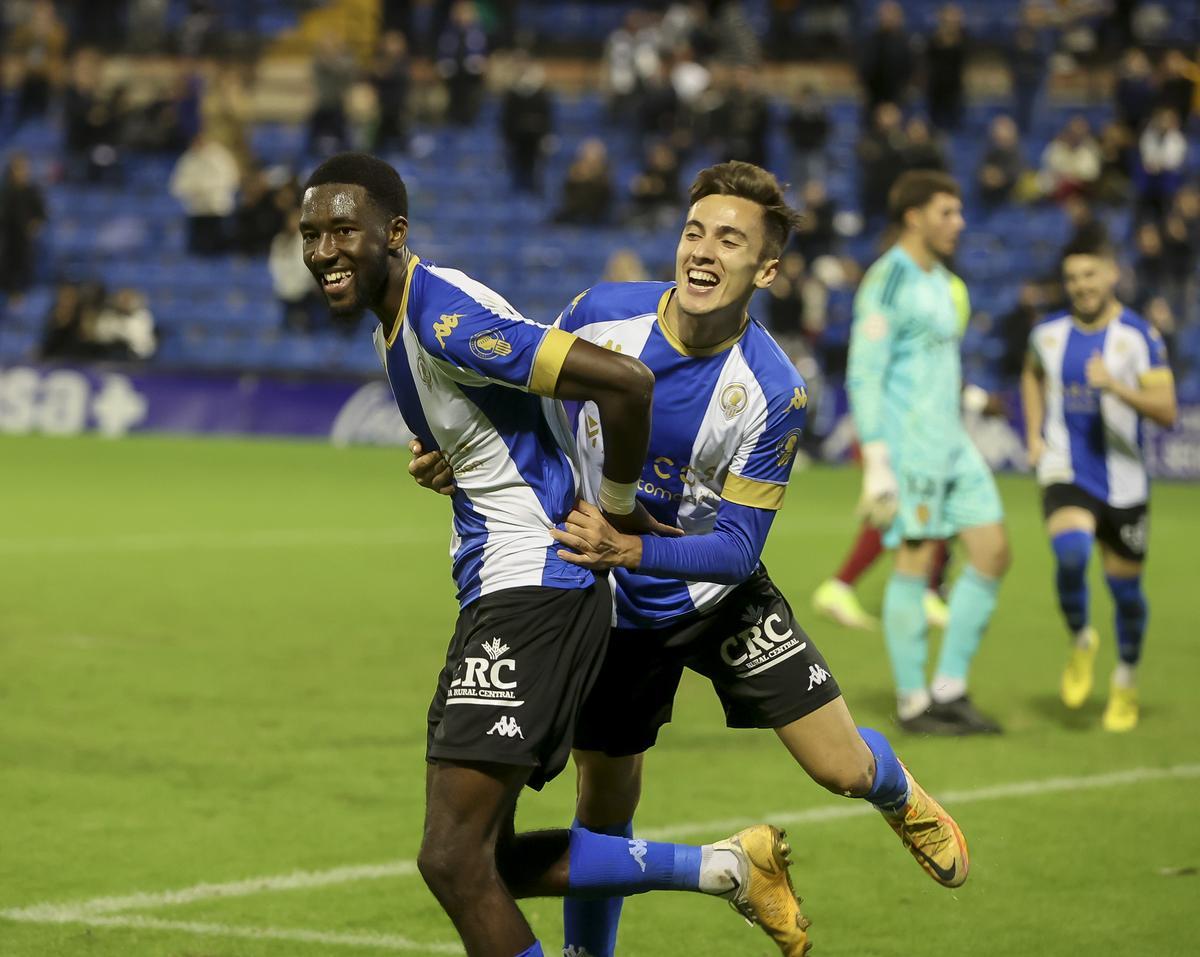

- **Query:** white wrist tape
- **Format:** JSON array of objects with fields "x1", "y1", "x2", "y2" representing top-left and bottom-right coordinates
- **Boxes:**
[{"x1": 598, "y1": 477, "x2": 638, "y2": 516}]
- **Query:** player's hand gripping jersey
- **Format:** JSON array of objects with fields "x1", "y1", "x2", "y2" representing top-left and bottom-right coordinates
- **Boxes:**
[
  {"x1": 373, "y1": 256, "x2": 590, "y2": 607},
  {"x1": 547, "y1": 282, "x2": 809, "y2": 628}
]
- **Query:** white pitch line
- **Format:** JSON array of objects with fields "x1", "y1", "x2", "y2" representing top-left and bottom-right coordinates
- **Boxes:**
[
  {"x1": 4, "y1": 761, "x2": 1197, "y2": 933},
  {"x1": 2, "y1": 861, "x2": 420, "y2": 922},
  {"x1": 28, "y1": 914, "x2": 462, "y2": 955},
  {"x1": 0, "y1": 528, "x2": 420, "y2": 555}
]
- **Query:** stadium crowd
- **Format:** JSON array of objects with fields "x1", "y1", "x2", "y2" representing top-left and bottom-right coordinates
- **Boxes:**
[{"x1": 0, "y1": 0, "x2": 1196, "y2": 394}]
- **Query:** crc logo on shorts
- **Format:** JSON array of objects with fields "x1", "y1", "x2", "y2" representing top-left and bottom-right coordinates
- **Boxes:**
[
  {"x1": 720, "y1": 604, "x2": 807, "y2": 677},
  {"x1": 775, "y1": 429, "x2": 803, "y2": 467},
  {"x1": 448, "y1": 637, "x2": 523, "y2": 706},
  {"x1": 1120, "y1": 516, "x2": 1148, "y2": 555},
  {"x1": 720, "y1": 383, "x2": 748, "y2": 419},
  {"x1": 470, "y1": 329, "x2": 513, "y2": 360}
]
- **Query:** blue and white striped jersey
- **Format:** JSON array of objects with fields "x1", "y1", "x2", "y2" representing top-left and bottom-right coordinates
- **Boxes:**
[
  {"x1": 372, "y1": 256, "x2": 591, "y2": 607},
  {"x1": 1029, "y1": 308, "x2": 1170, "y2": 508},
  {"x1": 547, "y1": 282, "x2": 808, "y2": 628}
]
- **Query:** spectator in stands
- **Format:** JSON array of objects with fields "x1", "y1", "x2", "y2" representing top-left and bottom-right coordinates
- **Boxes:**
[
  {"x1": 1114, "y1": 47, "x2": 1155, "y2": 131},
  {"x1": 628, "y1": 141, "x2": 680, "y2": 229},
  {"x1": 233, "y1": 169, "x2": 284, "y2": 258},
  {"x1": 1158, "y1": 50, "x2": 1197, "y2": 127},
  {"x1": 766, "y1": 250, "x2": 809, "y2": 341},
  {"x1": 793, "y1": 178, "x2": 838, "y2": 263},
  {"x1": 1134, "y1": 221, "x2": 1168, "y2": 308},
  {"x1": 1143, "y1": 297, "x2": 1180, "y2": 376},
  {"x1": 601, "y1": 248, "x2": 650, "y2": 283},
  {"x1": 669, "y1": 43, "x2": 711, "y2": 112},
  {"x1": 857, "y1": 100, "x2": 906, "y2": 221},
  {"x1": 63, "y1": 48, "x2": 119, "y2": 183},
  {"x1": 178, "y1": 0, "x2": 222, "y2": 58},
  {"x1": 711, "y1": 66, "x2": 769, "y2": 168},
  {"x1": 168, "y1": 131, "x2": 240, "y2": 256},
  {"x1": 554, "y1": 138, "x2": 614, "y2": 225},
  {"x1": 7, "y1": 0, "x2": 67, "y2": 130},
  {"x1": 1038, "y1": 115, "x2": 1101, "y2": 202},
  {"x1": 925, "y1": 4, "x2": 966, "y2": 132},
  {"x1": 603, "y1": 10, "x2": 658, "y2": 121},
  {"x1": 1162, "y1": 208, "x2": 1197, "y2": 319},
  {"x1": 202, "y1": 64, "x2": 253, "y2": 173},
  {"x1": 39, "y1": 282, "x2": 86, "y2": 359},
  {"x1": 92, "y1": 288, "x2": 157, "y2": 360},
  {"x1": 787, "y1": 84, "x2": 831, "y2": 185},
  {"x1": 127, "y1": 0, "x2": 171, "y2": 54},
  {"x1": 899, "y1": 115, "x2": 948, "y2": 173},
  {"x1": 371, "y1": 30, "x2": 411, "y2": 154},
  {"x1": 309, "y1": 35, "x2": 357, "y2": 154},
  {"x1": 636, "y1": 59, "x2": 682, "y2": 141},
  {"x1": 270, "y1": 208, "x2": 321, "y2": 334},
  {"x1": 1007, "y1": 4, "x2": 1050, "y2": 134},
  {"x1": 976, "y1": 115, "x2": 1025, "y2": 207},
  {"x1": 437, "y1": 0, "x2": 489, "y2": 126},
  {"x1": 711, "y1": 0, "x2": 762, "y2": 66},
  {"x1": 858, "y1": 1, "x2": 915, "y2": 114},
  {"x1": 0, "y1": 153, "x2": 47, "y2": 299},
  {"x1": 500, "y1": 53, "x2": 554, "y2": 195},
  {"x1": 1095, "y1": 121, "x2": 1135, "y2": 205},
  {"x1": 1136, "y1": 106, "x2": 1188, "y2": 221},
  {"x1": 995, "y1": 282, "x2": 1043, "y2": 387}
]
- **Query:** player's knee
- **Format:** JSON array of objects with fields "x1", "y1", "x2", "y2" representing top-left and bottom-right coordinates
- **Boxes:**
[
  {"x1": 417, "y1": 834, "x2": 488, "y2": 905},
  {"x1": 1052, "y1": 530, "x2": 1091, "y2": 574},
  {"x1": 974, "y1": 535, "x2": 1011, "y2": 578}
]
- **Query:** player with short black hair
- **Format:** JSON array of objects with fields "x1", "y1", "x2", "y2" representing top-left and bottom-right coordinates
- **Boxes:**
[
  {"x1": 300, "y1": 153, "x2": 808, "y2": 957},
  {"x1": 1022, "y1": 224, "x2": 1177, "y2": 731}
]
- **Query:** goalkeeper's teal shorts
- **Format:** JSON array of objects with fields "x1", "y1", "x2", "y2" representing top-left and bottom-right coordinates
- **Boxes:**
[{"x1": 884, "y1": 438, "x2": 1004, "y2": 548}]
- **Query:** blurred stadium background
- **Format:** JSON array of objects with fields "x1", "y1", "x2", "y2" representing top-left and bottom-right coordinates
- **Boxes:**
[{"x1": 2, "y1": 2, "x2": 1199, "y2": 956}]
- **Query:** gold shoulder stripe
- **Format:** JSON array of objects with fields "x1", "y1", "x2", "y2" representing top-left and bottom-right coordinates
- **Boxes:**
[
  {"x1": 529, "y1": 326, "x2": 577, "y2": 396},
  {"x1": 384, "y1": 254, "x2": 421, "y2": 348},
  {"x1": 722, "y1": 473, "x2": 786, "y2": 511},
  {"x1": 1139, "y1": 368, "x2": 1174, "y2": 387}
]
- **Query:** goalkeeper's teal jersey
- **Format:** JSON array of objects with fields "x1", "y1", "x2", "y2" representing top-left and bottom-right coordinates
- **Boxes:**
[{"x1": 847, "y1": 244, "x2": 966, "y2": 474}]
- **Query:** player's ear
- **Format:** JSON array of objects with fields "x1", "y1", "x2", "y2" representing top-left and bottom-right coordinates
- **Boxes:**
[
  {"x1": 755, "y1": 254, "x2": 780, "y2": 290},
  {"x1": 387, "y1": 215, "x2": 408, "y2": 252}
]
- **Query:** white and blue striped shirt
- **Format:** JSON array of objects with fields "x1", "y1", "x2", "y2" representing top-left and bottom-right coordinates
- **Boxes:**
[
  {"x1": 373, "y1": 256, "x2": 590, "y2": 607},
  {"x1": 1029, "y1": 308, "x2": 1170, "y2": 508}
]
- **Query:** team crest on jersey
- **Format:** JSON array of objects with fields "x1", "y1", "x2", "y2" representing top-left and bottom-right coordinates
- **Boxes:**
[
  {"x1": 470, "y1": 328, "x2": 513, "y2": 359},
  {"x1": 720, "y1": 383, "x2": 748, "y2": 419},
  {"x1": 775, "y1": 429, "x2": 803, "y2": 467},
  {"x1": 433, "y1": 313, "x2": 461, "y2": 348}
]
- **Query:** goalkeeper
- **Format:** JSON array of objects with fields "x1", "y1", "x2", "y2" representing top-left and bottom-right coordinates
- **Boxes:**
[{"x1": 847, "y1": 171, "x2": 1011, "y2": 735}]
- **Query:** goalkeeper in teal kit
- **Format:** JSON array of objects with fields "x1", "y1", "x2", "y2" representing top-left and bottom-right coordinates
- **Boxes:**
[{"x1": 847, "y1": 171, "x2": 1011, "y2": 735}]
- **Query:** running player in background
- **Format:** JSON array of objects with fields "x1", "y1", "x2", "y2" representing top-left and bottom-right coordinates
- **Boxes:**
[
  {"x1": 301, "y1": 153, "x2": 803, "y2": 957},
  {"x1": 1021, "y1": 224, "x2": 1177, "y2": 732},
  {"x1": 415, "y1": 161, "x2": 971, "y2": 957},
  {"x1": 847, "y1": 170, "x2": 1010, "y2": 735}
]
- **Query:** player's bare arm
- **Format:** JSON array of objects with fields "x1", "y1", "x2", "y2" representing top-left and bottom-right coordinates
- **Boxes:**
[{"x1": 1021, "y1": 351, "x2": 1046, "y2": 467}]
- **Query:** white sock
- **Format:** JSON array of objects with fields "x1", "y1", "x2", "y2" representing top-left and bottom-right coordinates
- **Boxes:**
[
  {"x1": 1075, "y1": 628, "x2": 1096, "y2": 649},
  {"x1": 931, "y1": 675, "x2": 967, "y2": 703},
  {"x1": 1113, "y1": 663, "x2": 1137, "y2": 689},
  {"x1": 698, "y1": 845, "x2": 740, "y2": 894},
  {"x1": 897, "y1": 688, "x2": 931, "y2": 720}
]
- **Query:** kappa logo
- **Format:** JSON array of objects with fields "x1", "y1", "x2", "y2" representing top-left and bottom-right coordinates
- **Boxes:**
[
  {"x1": 482, "y1": 637, "x2": 510, "y2": 661},
  {"x1": 807, "y1": 663, "x2": 830, "y2": 690},
  {"x1": 487, "y1": 716, "x2": 524, "y2": 739},
  {"x1": 627, "y1": 838, "x2": 648, "y2": 872},
  {"x1": 433, "y1": 313, "x2": 461, "y2": 348},
  {"x1": 720, "y1": 382, "x2": 748, "y2": 419},
  {"x1": 470, "y1": 329, "x2": 513, "y2": 360},
  {"x1": 790, "y1": 386, "x2": 808, "y2": 410},
  {"x1": 775, "y1": 429, "x2": 803, "y2": 467}
]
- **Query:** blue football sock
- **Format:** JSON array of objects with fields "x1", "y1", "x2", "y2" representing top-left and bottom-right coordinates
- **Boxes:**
[
  {"x1": 883, "y1": 572, "x2": 929, "y2": 694},
  {"x1": 935, "y1": 566, "x2": 999, "y2": 683},
  {"x1": 567, "y1": 828, "x2": 701, "y2": 898},
  {"x1": 1106, "y1": 575, "x2": 1147, "y2": 665},
  {"x1": 514, "y1": 942, "x2": 544, "y2": 957},
  {"x1": 858, "y1": 727, "x2": 909, "y2": 811},
  {"x1": 563, "y1": 819, "x2": 632, "y2": 957},
  {"x1": 1052, "y1": 530, "x2": 1093, "y2": 632}
]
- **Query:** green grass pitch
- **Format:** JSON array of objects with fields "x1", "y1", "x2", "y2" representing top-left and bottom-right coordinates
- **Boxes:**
[{"x1": 1, "y1": 434, "x2": 1198, "y2": 956}]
